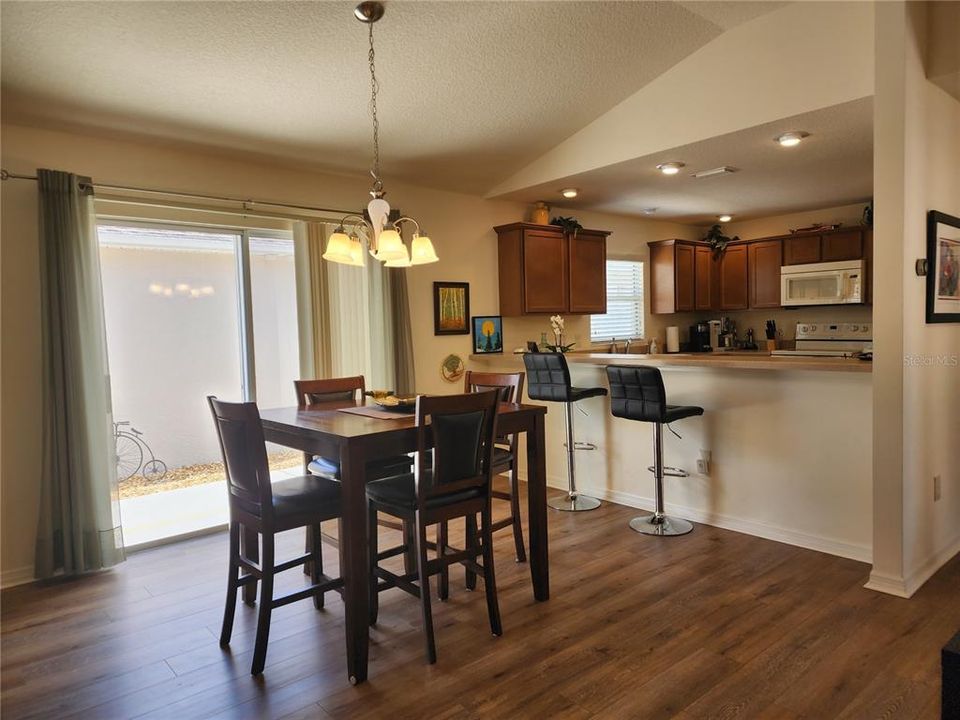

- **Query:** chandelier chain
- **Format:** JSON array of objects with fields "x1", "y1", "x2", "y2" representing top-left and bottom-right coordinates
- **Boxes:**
[{"x1": 368, "y1": 22, "x2": 382, "y2": 193}]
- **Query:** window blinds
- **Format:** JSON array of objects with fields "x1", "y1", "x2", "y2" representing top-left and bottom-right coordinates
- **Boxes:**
[{"x1": 590, "y1": 260, "x2": 644, "y2": 341}]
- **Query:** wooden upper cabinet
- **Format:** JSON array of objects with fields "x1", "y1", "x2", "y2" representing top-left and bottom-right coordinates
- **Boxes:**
[
  {"x1": 494, "y1": 223, "x2": 609, "y2": 316},
  {"x1": 783, "y1": 235, "x2": 821, "y2": 265},
  {"x1": 821, "y1": 229, "x2": 863, "y2": 262},
  {"x1": 675, "y1": 243, "x2": 696, "y2": 312},
  {"x1": 718, "y1": 244, "x2": 749, "y2": 310},
  {"x1": 522, "y1": 229, "x2": 568, "y2": 313},
  {"x1": 568, "y1": 231, "x2": 607, "y2": 313},
  {"x1": 783, "y1": 228, "x2": 869, "y2": 265},
  {"x1": 748, "y1": 239, "x2": 782, "y2": 309},
  {"x1": 694, "y1": 246, "x2": 714, "y2": 310}
]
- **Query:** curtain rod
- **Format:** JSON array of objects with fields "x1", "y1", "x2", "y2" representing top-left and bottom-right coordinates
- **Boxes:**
[{"x1": 0, "y1": 168, "x2": 360, "y2": 218}]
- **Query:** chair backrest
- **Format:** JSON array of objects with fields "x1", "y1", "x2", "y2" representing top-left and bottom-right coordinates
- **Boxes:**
[
  {"x1": 414, "y1": 391, "x2": 500, "y2": 508},
  {"x1": 463, "y1": 370, "x2": 524, "y2": 404},
  {"x1": 464, "y1": 370, "x2": 524, "y2": 448},
  {"x1": 294, "y1": 376, "x2": 365, "y2": 407},
  {"x1": 605, "y1": 365, "x2": 668, "y2": 424},
  {"x1": 207, "y1": 396, "x2": 273, "y2": 518},
  {"x1": 522, "y1": 352, "x2": 573, "y2": 402}
]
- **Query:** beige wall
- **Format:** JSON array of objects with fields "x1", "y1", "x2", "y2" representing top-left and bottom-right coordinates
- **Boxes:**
[
  {"x1": 868, "y1": 1, "x2": 960, "y2": 598},
  {"x1": 0, "y1": 123, "x2": 700, "y2": 584}
]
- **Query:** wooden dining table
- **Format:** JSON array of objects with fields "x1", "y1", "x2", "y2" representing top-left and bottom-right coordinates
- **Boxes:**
[{"x1": 258, "y1": 399, "x2": 549, "y2": 685}]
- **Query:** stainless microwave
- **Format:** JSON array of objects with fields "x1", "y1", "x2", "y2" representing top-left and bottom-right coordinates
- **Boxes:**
[{"x1": 780, "y1": 260, "x2": 864, "y2": 306}]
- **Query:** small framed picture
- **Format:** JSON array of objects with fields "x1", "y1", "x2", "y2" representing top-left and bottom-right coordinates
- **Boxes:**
[
  {"x1": 433, "y1": 282, "x2": 470, "y2": 335},
  {"x1": 927, "y1": 211, "x2": 960, "y2": 323},
  {"x1": 472, "y1": 315, "x2": 503, "y2": 354}
]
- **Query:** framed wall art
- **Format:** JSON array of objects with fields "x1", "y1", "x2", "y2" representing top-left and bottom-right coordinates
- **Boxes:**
[
  {"x1": 472, "y1": 315, "x2": 503, "y2": 354},
  {"x1": 433, "y1": 281, "x2": 470, "y2": 335},
  {"x1": 927, "y1": 210, "x2": 960, "y2": 323}
]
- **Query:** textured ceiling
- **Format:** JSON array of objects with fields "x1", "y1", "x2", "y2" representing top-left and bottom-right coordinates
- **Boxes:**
[
  {"x1": 0, "y1": 0, "x2": 783, "y2": 194},
  {"x1": 501, "y1": 97, "x2": 873, "y2": 224}
]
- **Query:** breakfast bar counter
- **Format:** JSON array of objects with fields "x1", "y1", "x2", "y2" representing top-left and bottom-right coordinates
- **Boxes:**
[
  {"x1": 468, "y1": 350, "x2": 873, "y2": 564},
  {"x1": 470, "y1": 351, "x2": 872, "y2": 373}
]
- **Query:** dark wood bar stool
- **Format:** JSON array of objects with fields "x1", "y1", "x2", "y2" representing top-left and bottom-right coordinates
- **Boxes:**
[
  {"x1": 605, "y1": 365, "x2": 703, "y2": 536},
  {"x1": 367, "y1": 391, "x2": 503, "y2": 664},
  {"x1": 207, "y1": 396, "x2": 344, "y2": 675},
  {"x1": 464, "y1": 370, "x2": 526, "y2": 560},
  {"x1": 523, "y1": 352, "x2": 607, "y2": 511},
  {"x1": 294, "y1": 377, "x2": 415, "y2": 572},
  {"x1": 438, "y1": 370, "x2": 526, "y2": 598}
]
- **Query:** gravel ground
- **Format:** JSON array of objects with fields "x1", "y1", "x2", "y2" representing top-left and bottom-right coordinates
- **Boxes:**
[{"x1": 118, "y1": 449, "x2": 303, "y2": 499}]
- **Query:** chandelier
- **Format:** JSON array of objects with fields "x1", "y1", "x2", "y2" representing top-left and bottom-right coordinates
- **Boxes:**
[{"x1": 323, "y1": 1, "x2": 438, "y2": 268}]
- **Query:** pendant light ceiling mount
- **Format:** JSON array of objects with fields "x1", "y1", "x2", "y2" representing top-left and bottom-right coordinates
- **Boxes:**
[{"x1": 322, "y1": 1, "x2": 438, "y2": 268}]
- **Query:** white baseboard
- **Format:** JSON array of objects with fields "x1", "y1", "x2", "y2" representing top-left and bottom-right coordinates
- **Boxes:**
[
  {"x1": 864, "y1": 570, "x2": 911, "y2": 598},
  {"x1": 527, "y1": 473, "x2": 873, "y2": 564},
  {"x1": 905, "y1": 532, "x2": 960, "y2": 597},
  {"x1": 1, "y1": 565, "x2": 35, "y2": 589}
]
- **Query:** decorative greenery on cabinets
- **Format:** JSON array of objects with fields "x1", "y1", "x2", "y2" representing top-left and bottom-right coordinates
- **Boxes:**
[{"x1": 703, "y1": 224, "x2": 740, "y2": 257}]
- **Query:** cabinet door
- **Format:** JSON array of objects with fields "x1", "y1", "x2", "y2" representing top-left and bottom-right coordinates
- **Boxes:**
[
  {"x1": 719, "y1": 245, "x2": 749, "y2": 310},
  {"x1": 522, "y1": 230, "x2": 569, "y2": 313},
  {"x1": 568, "y1": 232, "x2": 607, "y2": 313},
  {"x1": 821, "y1": 229, "x2": 863, "y2": 262},
  {"x1": 694, "y1": 246, "x2": 714, "y2": 311},
  {"x1": 675, "y1": 244, "x2": 696, "y2": 312},
  {"x1": 748, "y1": 240, "x2": 782, "y2": 309},
  {"x1": 783, "y1": 235, "x2": 821, "y2": 265}
]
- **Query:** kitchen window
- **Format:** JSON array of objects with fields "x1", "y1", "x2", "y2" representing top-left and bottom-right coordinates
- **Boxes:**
[{"x1": 591, "y1": 259, "x2": 644, "y2": 342}]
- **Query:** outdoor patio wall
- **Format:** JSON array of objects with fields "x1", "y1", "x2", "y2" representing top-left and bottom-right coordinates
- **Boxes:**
[
  {"x1": 0, "y1": 123, "x2": 698, "y2": 585},
  {"x1": 100, "y1": 243, "x2": 298, "y2": 469}
]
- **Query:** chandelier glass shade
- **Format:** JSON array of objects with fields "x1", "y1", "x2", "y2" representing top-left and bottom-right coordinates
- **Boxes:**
[{"x1": 323, "y1": 1, "x2": 436, "y2": 269}]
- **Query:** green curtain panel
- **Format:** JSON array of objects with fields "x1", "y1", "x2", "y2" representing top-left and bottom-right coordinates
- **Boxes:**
[
  {"x1": 299, "y1": 220, "x2": 415, "y2": 392},
  {"x1": 386, "y1": 269, "x2": 416, "y2": 395},
  {"x1": 35, "y1": 169, "x2": 125, "y2": 578}
]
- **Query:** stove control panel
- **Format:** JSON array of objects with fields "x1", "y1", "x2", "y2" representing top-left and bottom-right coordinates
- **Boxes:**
[{"x1": 795, "y1": 322, "x2": 872, "y2": 341}]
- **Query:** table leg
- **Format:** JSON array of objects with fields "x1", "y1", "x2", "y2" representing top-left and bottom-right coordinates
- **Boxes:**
[
  {"x1": 241, "y1": 526, "x2": 259, "y2": 605},
  {"x1": 526, "y1": 413, "x2": 549, "y2": 601},
  {"x1": 339, "y1": 444, "x2": 370, "y2": 684}
]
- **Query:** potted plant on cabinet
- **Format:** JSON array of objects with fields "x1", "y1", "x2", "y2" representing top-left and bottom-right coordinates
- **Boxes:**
[{"x1": 703, "y1": 224, "x2": 740, "y2": 257}]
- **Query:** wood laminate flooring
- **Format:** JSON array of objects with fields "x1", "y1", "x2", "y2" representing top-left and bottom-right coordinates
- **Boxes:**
[{"x1": 2, "y1": 482, "x2": 957, "y2": 720}]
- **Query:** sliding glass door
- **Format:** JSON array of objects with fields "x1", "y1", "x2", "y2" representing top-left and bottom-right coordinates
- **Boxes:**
[{"x1": 98, "y1": 222, "x2": 300, "y2": 546}]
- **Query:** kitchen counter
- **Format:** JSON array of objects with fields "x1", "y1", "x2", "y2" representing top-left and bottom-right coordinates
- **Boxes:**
[
  {"x1": 468, "y1": 348, "x2": 873, "y2": 563},
  {"x1": 470, "y1": 351, "x2": 872, "y2": 373}
]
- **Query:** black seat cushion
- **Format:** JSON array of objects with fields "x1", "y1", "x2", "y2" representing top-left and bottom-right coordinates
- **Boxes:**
[
  {"x1": 366, "y1": 471, "x2": 484, "y2": 511},
  {"x1": 606, "y1": 364, "x2": 702, "y2": 424},
  {"x1": 569, "y1": 386, "x2": 609, "y2": 402},
  {"x1": 493, "y1": 445, "x2": 514, "y2": 469},
  {"x1": 523, "y1": 352, "x2": 607, "y2": 403},
  {"x1": 307, "y1": 454, "x2": 413, "y2": 480},
  {"x1": 664, "y1": 404, "x2": 705, "y2": 423},
  {"x1": 270, "y1": 475, "x2": 341, "y2": 523}
]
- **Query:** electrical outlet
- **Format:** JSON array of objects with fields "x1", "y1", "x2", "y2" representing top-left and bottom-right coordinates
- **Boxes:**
[{"x1": 934, "y1": 475, "x2": 942, "y2": 502}]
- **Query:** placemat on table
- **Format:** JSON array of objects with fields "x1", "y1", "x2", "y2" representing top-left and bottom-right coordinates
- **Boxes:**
[{"x1": 337, "y1": 405, "x2": 414, "y2": 420}]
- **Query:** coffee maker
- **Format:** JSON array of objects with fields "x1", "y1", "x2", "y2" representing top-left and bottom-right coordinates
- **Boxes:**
[{"x1": 688, "y1": 322, "x2": 712, "y2": 353}]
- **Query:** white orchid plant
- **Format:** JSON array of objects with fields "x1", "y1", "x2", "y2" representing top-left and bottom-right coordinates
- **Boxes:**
[{"x1": 546, "y1": 314, "x2": 575, "y2": 353}]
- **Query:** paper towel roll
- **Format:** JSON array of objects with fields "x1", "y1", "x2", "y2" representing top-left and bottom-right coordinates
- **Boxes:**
[{"x1": 666, "y1": 326, "x2": 680, "y2": 353}]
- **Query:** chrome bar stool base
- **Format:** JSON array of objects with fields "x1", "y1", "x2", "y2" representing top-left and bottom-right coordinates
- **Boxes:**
[
  {"x1": 548, "y1": 493, "x2": 601, "y2": 512},
  {"x1": 629, "y1": 513, "x2": 693, "y2": 536}
]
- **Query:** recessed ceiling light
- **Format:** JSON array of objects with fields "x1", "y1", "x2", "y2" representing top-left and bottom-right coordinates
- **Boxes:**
[
  {"x1": 656, "y1": 162, "x2": 685, "y2": 175},
  {"x1": 718, "y1": 215, "x2": 733, "y2": 223},
  {"x1": 560, "y1": 188, "x2": 578, "y2": 199},
  {"x1": 642, "y1": 207, "x2": 658, "y2": 215},
  {"x1": 775, "y1": 131, "x2": 809, "y2": 147}
]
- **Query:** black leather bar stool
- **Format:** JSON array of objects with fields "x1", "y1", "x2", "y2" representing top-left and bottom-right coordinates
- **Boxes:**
[
  {"x1": 523, "y1": 352, "x2": 607, "y2": 511},
  {"x1": 605, "y1": 365, "x2": 703, "y2": 536}
]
